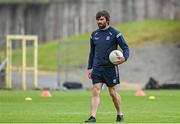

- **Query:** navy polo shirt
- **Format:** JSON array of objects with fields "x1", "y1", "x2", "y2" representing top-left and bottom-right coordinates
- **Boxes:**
[{"x1": 88, "y1": 26, "x2": 129, "y2": 69}]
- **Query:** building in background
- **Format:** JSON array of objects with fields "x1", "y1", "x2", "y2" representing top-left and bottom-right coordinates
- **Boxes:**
[{"x1": 0, "y1": 0, "x2": 179, "y2": 45}]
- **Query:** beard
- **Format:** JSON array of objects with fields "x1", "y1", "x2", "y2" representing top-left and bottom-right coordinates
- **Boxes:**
[{"x1": 98, "y1": 23, "x2": 107, "y2": 29}]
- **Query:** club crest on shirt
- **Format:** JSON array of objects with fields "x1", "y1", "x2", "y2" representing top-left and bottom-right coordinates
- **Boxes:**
[{"x1": 106, "y1": 36, "x2": 110, "y2": 40}]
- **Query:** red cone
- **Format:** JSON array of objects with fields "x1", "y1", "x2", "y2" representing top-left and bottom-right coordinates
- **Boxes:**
[
  {"x1": 41, "y1": 90, "x2": 52, "y2": 97},
  {"x1": 135, "y1": 90, "x2": 145, "y2": 96}
]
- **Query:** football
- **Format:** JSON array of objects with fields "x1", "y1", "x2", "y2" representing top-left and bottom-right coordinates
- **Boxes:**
[{"x1": 109, "y1": 50, "x2": 123, "y2": 64}]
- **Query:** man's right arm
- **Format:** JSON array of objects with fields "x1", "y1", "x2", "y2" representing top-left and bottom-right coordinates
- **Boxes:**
[
  {"x1": 87, "y1": 35, "x2": 95, "y2": 79},
  {"x1": 87, "y1": 35, "x2": 95, "y2": 69}
]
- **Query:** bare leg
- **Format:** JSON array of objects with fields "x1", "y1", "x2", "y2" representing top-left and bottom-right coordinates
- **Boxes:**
[
  {"x1": 108, "y1": 86, "x2": 122, "y2": 115},
  {"x1": 90, "y1": 83, "x2": 103, "y2": 117}
]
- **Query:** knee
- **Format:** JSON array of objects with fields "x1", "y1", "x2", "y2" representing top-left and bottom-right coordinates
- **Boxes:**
[
  {"x1": 109, "y1": 90, "x2": 116, "y2": 98},
  {"x1": 93, "y1": 87, "x2": 101, "y2": 97}
]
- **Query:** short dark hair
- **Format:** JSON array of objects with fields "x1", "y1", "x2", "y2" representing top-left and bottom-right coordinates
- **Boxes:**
[{"x1": 96, "y1": 10, "x2": 110, "y2": 22}]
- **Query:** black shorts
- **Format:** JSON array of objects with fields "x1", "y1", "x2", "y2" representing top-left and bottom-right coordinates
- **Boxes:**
[{"x1": 91, "y1": 66, "x2": 120, "y2": 87}]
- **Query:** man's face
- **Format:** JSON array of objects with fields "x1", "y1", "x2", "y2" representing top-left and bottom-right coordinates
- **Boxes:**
[{"x1": 97, "y1": 16, "x2": 108, "y2": 29}]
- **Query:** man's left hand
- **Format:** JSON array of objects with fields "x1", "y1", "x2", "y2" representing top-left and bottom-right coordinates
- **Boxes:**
[{"x1": 113, "y1": 56, "x2": 125, "y2": 65}]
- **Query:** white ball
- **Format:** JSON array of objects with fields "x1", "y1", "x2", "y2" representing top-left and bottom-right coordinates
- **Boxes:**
[{"x1": 109, "y1": 50, "x2": 123, "y2": 64}]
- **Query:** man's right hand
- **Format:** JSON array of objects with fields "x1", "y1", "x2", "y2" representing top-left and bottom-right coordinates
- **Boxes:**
[{"x1": 87, "y1": 69, "x2": 93, "y2": 79}]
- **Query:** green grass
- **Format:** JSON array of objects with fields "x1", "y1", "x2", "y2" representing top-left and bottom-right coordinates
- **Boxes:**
[
  {"x1": 66, "y1": 19, "x2": 180, "y2": 46},
  {"x1": 115, "y1": 19, "x2": 180, "y2": 46},
  {"x1": 1, "y1": 20, "x2": 180, "y2": 71},
  {"x1": 0, "y1": 90, "x2": 180, "y2": 123},
  {"x1": 38, "y1": 40, "x2": 89, "y2": 70}
]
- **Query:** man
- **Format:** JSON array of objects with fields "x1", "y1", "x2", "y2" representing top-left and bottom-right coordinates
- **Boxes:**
[{"x1": 85, "y1": 10, "x2": 129, "y2": 123}]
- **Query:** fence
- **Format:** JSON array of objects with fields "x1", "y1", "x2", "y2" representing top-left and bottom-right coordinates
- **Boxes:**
[{"x1": 57, "y1": 40, "x2": 90, "y2": 89}]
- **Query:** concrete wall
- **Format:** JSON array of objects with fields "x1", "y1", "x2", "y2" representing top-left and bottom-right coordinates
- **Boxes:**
[{"x1": 0, "y1": 0, "x2": 179, "y2": 45}]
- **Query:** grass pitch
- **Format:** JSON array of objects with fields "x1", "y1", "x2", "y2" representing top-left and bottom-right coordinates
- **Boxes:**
[{"x1": 0, "y1": 90, "x2": 180, "y2": 123}]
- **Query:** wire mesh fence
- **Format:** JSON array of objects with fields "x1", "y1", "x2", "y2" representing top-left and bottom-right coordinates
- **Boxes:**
[{"x1": 57, "y1": 40, "x2": 90, "y2": 89}]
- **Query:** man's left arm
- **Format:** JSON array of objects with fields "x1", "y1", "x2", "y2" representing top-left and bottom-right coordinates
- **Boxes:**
[{"x1": 114, "y1": 33, "x2": 129, "y2": 65}]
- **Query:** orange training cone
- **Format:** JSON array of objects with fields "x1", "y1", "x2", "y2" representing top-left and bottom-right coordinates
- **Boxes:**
[
  {"x1": 41, "y1": 90, "x2": 52, "y2": 97},
  {"x1": 135, "y1": 90, "x2": 145, "y2": 96}
]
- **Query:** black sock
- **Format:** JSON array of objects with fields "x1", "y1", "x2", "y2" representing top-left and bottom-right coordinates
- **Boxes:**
[{"x1": 90, "y1": 116, "x2": 96, "y2": 119}]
